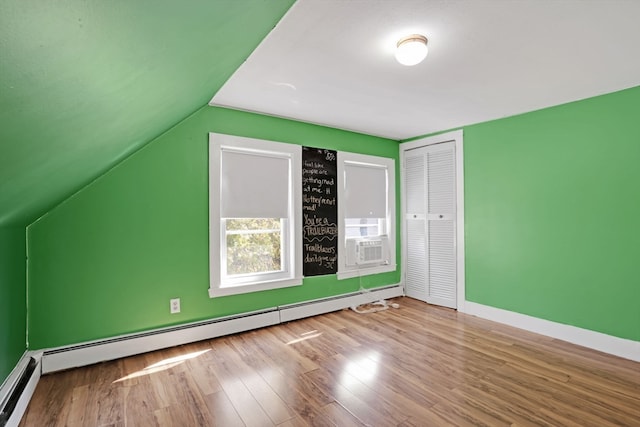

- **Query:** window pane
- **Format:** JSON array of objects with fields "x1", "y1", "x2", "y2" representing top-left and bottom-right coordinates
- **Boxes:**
[
  {"x1": 221, "y1": 150, "x2": 290, "y2": 218},
  {"x1": 226, "y1": 218, "x2": 281, "y2": 231},
  {"x1": 345, "y1": 218, "x2": 381, "y2": 238},
  {"x1": 344, "y1": 163, "x2": 387, "y2": 218},
  {"x1": 225, "y1": 218, "x2": 282, "y2": 276}
]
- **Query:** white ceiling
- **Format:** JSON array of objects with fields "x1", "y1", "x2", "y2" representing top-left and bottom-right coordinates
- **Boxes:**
[{"x1": 211, "y1": 0, "x2": 640, "y2": 140}]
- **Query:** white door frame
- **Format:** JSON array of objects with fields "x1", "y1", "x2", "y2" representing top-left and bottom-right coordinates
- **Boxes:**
[{"x1": 400, "y1": 130, "x2": 465, "y2": 311}]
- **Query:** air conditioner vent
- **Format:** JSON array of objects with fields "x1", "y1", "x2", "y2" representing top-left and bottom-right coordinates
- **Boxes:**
[{"x1": 346, "y1": 236, "x2": 388, "y2": 266}]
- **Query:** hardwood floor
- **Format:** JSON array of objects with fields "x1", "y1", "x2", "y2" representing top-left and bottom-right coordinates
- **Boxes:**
[{"x1": 20, "y1": 297, "x2": 640, "y2": 426}]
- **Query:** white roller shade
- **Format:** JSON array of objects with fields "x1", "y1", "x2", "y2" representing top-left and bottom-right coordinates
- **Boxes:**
[
  {"x1": 344, "y1": 163, "x2": 387, "y2": 218},
  {"x1": 221, "y1": 149, "x2": 290, "y2": 218}
]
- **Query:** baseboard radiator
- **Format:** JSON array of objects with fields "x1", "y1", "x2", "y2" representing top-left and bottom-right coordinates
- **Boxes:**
[
  {"x1": 42, "y1": 285, "x2": 403, "y2": 374},
  {"x1": 0, "y1": 353, "x2": 41, "y2": 427}
]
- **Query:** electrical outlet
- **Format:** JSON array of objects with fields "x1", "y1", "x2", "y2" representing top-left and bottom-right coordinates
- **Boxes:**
[{"x1": 170, "y1": 298, "x2": 181, "y2": 314}]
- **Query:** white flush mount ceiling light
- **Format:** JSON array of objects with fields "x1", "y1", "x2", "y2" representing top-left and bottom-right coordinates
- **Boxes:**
[{"x1": 395, "y1": 34, "x2": 428, "y2": 66}]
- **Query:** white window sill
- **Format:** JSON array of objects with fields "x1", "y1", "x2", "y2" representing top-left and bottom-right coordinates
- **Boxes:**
[{"x1": 209, "y1": 276, "x2": 303, "y2": 298}]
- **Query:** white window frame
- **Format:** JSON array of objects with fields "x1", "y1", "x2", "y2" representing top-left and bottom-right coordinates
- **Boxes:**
[
  {"x1": 209, "y1": 133, "x2": 302, "y2": 298},
  {"x1": 220, "y1": 218, "x2": 287, "y2": 286},
  {"x1": 337, "y1": 151, "x2": 396, "y2": 280}
]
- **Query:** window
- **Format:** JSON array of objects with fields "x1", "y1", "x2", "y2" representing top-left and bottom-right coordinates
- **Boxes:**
[
  {"x1": 223, "y1": 218, "x2": 284, "y2": 279},
  {"x1": 337, "y1": 152, "x2": 396, "y2": 279},
  {"x1": 344, "y1": 218, "x2": 384, "y2": 238},
  {"x1": 209, "y1": 133, "x2": 302, "y2": 297}
]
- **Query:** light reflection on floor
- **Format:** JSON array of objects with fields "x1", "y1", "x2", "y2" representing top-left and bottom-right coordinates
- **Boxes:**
[
  {"x1": 286, "y1": 330, "x2": 322, "y2": 345},
  {"x1": 340, "y1": 351, "x2": 381, "y2": 387},
  {"x1": 113, "y1": 349, "x2": 211, "y2": 383}
]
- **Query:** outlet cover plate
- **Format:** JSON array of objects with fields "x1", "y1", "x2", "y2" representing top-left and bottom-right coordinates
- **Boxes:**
[{"x1": 170, "y1": 298, "x2": 181, "y2": 314}]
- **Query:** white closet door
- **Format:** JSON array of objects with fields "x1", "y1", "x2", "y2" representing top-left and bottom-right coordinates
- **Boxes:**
[
  {"x1": 404, "y1": 142, "x2": 457, "y2": 308},
  {"x1": 404, "y1": 154, "x2": 428, "y2": 301}
]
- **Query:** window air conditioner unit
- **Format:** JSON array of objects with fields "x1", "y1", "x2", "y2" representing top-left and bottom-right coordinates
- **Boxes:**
[{"x1": 345, "y1": 236, "x2": 388, "y2": 266}]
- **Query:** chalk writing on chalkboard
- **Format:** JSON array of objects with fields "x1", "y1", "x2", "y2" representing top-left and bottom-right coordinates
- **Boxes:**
[{"x1": 302, "y1": 147, "x2": 338, "y2": 276}]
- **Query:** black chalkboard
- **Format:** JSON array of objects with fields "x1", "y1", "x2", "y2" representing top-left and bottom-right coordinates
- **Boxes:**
[{"x1": 302, "y1": 147, "x2": 338, "y2": 276}]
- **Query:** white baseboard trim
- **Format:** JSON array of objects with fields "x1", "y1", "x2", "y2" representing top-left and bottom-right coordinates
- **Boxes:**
[
  {"x1": 0, "y1": 351, "x2": 27, "y2": 413},
  {"x1": 42, "y1": 308, "x2": 281, "y2": 374},
  {"x1": 1, "y1": 351, "x2": 42, "y2": 427},
  {"x1": 463, "y1": 301, "x2": 640, "y2": 362},
  {"x1": 279, "y1": 285, "x2": 404, "y2": 322},
  {"x1": 42, "y1": 285, "x2": 404, "y2": 374}
]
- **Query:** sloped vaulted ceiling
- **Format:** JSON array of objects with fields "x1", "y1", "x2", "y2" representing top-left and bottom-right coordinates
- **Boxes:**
[{"x1": 0, "y1": 0, "x2": 295, "y2": 226}]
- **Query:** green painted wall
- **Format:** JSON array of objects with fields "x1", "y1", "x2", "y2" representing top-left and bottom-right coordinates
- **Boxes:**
[
  {"x1": 464, "y1": 86, "x2": 640, "y2": 341},
  {"x1": 0, "y1": 0, "x2": 295, "y2": 227},
  {"x1": 27, "y1": 107, "x2": 400, "y2": 349},
  {"x1": 0, "y1": 227, "x2": 27, "y2": 385}
]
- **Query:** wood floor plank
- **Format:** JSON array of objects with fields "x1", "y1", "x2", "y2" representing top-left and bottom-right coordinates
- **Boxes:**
[
  {"x1": 122, "y1": 384, "x2": 160, "y2": 427},
  {"x1": 448, "y1": 384, "x2": 551, "y2": 427},
  {"x1": 483, "y1": 363, "x2": 627, "y2": 427},
  {"x1": 221, "y1": 338, "x2": 296, "y2": 425},
  {"x1": 82, "y1": 382, "x2": 125, "y2": 427},
  {"x1": 20, "y1": 297, "x2": 640, "y2": 426},
  {"x1": 208, "y1": 339, "x2": 277, "y2": 426},
  {"x1": 429, "y1": 399, "x2": 511, "y2": 427},
  {"x1": 186, "y1": 362, "x2": 223, "y2": 396},
  {"x1": 230, "y1": 331, "x2": 338, "y2": 426},
  {"x1": 172, "y1": 370, "x2": 218, "y2": 426},
  {"x1": 152, "y1": 403, "x2": 198, "y2": 427},
  {"x1": 255, "y1": 327, "x2": 321, "y2": 374},
  {"x1": 275, "y1": 416, "x2": 311, "y2": 427},
  {"x1": 318, "y1": 401, "x2": 366, "y2": 427},
  {"x1": 202, "y1": 390, "x2": 245, "y2": 427},
  {"x1": 304, "y1": 366, "x2": 401, "y2": 427},
  {"x1": 317, "y1": 356, "x2": 410, "y2": 426},
  {"x1": 214, "y1": 375, "x2": 274, "y2": 427},
  {"x1": 147, "y1": 370, "x2": 174, "y2": 409},
  {"x1": 325, "y1": 352, "x2": 445, "y2": 420},
  {"x1": 66, "y1": 384, "x2": 90, "y2": 426}
]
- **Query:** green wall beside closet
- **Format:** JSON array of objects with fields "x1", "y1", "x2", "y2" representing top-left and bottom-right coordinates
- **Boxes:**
[{"x1": 464, "y1": 86, "x2": 640, "y2": 341}]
